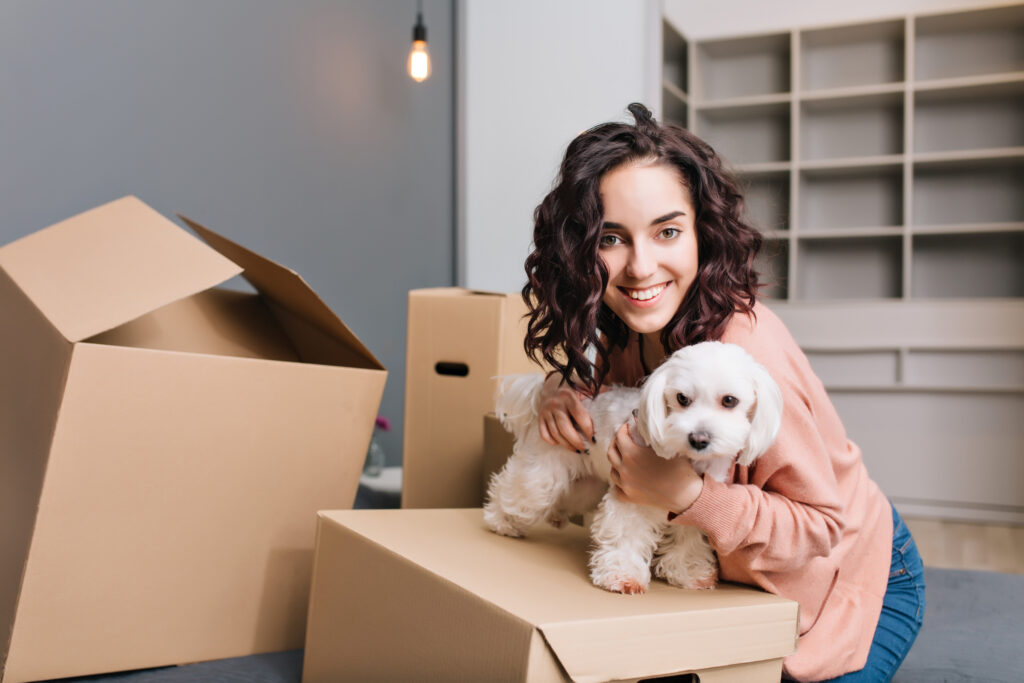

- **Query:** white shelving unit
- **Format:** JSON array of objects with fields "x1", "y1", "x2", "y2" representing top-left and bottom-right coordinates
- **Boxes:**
[{"x1": 661, "y1": 3, "x2": 1024, "y2": 524}]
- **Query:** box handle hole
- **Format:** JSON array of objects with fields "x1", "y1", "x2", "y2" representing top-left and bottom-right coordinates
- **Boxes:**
[{"x1": 435, "y1": 361, "x2": 469, "y2": 377}]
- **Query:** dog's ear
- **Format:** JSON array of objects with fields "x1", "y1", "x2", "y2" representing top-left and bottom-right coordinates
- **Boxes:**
[
  {"x1": 494, "y1": 374, "x2": 545, "y2": 442},
  {"x1": 739, "y1": 362, "x2": 783, "y2": 466},
  {"x1": 637, "y1": 364, "x2": 671, "y2": 456}
]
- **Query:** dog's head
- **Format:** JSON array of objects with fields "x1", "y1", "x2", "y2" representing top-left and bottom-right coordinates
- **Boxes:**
[{"x1": 637, "y1": 341, "x2": 783, "y2": 471}]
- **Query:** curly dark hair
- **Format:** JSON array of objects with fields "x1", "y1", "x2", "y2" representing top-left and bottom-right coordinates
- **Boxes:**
[{"x1": 523, "y1": 102, "x2": 762, "y2": 396}]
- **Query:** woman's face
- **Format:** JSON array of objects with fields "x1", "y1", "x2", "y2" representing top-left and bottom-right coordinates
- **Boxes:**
[{"x1": 598, "y1": 161, "x2": 699, "y2": 337}]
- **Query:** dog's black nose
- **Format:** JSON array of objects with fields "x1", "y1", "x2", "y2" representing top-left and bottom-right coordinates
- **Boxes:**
[{"x1": 688, "y1": 431, "x2": 711, "y2": 451}]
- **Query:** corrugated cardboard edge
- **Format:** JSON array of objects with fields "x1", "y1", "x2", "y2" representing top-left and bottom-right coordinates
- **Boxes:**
[
  {"x1": 304, "y1": 512, "x2": 541, "y2": 682},
  {"x1": 178, "y1": 214, "x2": 383, "y2": 371}
]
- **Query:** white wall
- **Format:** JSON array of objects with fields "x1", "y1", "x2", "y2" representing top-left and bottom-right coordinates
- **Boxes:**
[
  {"x1": 458, "y1": 0, "x2": 659, "y2": 293},
  {"x1": 664, "y1": 0, "x2": 1002, "y2": 39}
]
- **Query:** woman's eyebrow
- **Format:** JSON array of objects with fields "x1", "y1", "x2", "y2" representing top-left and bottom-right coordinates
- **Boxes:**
[
  {"x1": 650, "y1": 210, "x2": 685, "y2": 225},
  {"x1": 602, "y1": 211, "x2": 686, "y2": 232}
]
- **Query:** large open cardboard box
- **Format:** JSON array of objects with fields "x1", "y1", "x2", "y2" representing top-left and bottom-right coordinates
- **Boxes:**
[
  {"x1": 402, "y1": 288, "x2": 541, "y2": 509},
  {"x1": 0, "y1": 196, "x2": 387, "y2": 683},
  {"x1": 303, "y1": 508, "x2": 799, "y2": 682}
]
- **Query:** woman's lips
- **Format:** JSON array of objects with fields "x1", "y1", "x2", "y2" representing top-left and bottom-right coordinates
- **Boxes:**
[{"x1": 619, "y1": 282, "x2": 669, "y2": 308}]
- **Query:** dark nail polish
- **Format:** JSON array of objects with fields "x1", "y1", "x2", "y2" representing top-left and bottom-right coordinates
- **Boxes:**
[
  {"x1": 591, "y1": 436, "x2": 596, "y2": 443},
  {"x1": 584, "y1": 449, "x2": 591, "y2": 455},
  {"x1": 575, "y1": 449, "x2": 581, "y2": 454}
]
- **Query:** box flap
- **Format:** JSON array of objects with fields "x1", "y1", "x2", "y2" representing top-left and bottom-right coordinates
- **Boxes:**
[
  {"x1": 178, "y1": 215, "x2": 383, "y2": 371},
  {"x1": 537, "y1": 600, "x2": 798, "y2": 683},
  {"x1": 0, "y1": 197, "x2": 242, "y2": 342}
]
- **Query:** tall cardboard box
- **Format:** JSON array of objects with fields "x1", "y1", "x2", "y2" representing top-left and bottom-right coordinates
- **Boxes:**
[
  {"x1": 303, "y1": 509, "x2": 800, "y2": 682},
  {"x1": 0, "y1": 196, "x2": 387, "y2": 683},
  {"x1": 402, "y1": 288, "x2": 541, "y2": 508}
]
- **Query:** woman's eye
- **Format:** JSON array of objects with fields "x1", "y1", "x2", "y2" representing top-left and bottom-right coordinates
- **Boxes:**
[
  {"x1": 722, "y1": 395, "x2": 739, "y2": 408},
  {"x1": 676, "y1": 392, "x2": 691, "y2": 407},
  {"x1": 660, "y1": 227, "x2": 680, "y2": 239},
  {"x1": 599, "y1": 234, "x2": 621, "y2": 247}
]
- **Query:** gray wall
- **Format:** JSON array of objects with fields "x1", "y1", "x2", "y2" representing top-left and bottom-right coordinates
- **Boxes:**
[{"x1": 0, "y1": 0, "x2": 455, "y2": 465}]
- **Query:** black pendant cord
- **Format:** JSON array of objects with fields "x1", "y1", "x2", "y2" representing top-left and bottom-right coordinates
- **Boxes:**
[{"x1": 638, "y1": 333, "x2": 651, "y2": 377}]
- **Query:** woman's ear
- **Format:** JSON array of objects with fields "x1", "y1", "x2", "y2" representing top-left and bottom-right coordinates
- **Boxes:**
[
  {"x1": 740, "y1": 362, "x2": 783, "y2": 466},
  {"x1": 637, "y1": 364, "x2": 671, "y2": 456}
]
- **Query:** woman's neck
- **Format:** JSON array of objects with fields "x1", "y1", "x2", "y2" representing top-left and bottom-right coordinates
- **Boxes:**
[{"x1": 639, "y1": 331, "x2": 669, "y2": 374}]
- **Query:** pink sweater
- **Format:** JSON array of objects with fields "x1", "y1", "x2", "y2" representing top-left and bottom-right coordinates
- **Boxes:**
[{"x1": 611, "y1": 303, "x2": 893, "y2": 681}]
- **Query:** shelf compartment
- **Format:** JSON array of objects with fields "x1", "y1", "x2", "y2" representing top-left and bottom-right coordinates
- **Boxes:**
[
  {"x1": 796, "y1": 235, "x2": 903, "y2": 300},
  {"x1": 915, "y1": 5, "x2": 1024, "y2": 81},
  {"x1": 801, "y1": 92, "x2": 904, "y2": 160},
  {"x1": 905, "y1": 349, "x2": 1024, "y2": 389},
  {"x1": 911, "y1": 232, "x2": 1023, "y2": 299},
  {"x1": 662, "y1": 19, "x2": 688, "y2": 94},
  {"x1": 662, "y1": 81, "x2": 688, "y2": 128},
  {"x1": 755, "y1": 237, "x2": 789, "y2": 301},
  {"x1": 805, "y1": 349, "x2": 899, "y2": 386},
  {"x1": 833, "y1": 391, "x2": 1024, "y2": 508},
  {"x1": 801, "y1": 19, "x2": 905, "y2": 91},
  {"x1": 800, "y1": 167, "x2": 903, "y2": 230},
  {"x1": 696, "y1": 33, "x2": 790, "y2": 102},
  {"x1": 696, "y1": 102, "x2": 790, "y2": 165},
  {"x1": 741, "y1": 172, "x2": 790, "y2": 232},
  {"x1": 913, "y1": 159, "x2": 1024, "y2": 226},
  {"x1": 914, "y1": 79, "x2": 1024, "y2": 153}
]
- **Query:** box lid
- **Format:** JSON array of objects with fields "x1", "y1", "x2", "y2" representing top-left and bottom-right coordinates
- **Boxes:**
[
  {"x1": 321, "y1": 509, "x2": 798, "y2": 682},
  {"x1": 0, "y1": 196, "x2": 242, "y2": 342},
  {"x1": 177, "y1": 214, "x2": 383, "y2": 370},
  {"x1": 409, "y1": 287, "x2": 521, "y2": 299}
]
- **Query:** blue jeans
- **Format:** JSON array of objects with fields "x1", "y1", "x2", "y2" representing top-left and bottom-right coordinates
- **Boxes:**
[{"x1": 819, "y1": 504, "x2": 926, "y2": 682}]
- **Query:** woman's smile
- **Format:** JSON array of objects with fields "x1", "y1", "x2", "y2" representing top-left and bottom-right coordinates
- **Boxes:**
[{"x1": 619, "y1": 282, "x2": 669, "y2": 306}]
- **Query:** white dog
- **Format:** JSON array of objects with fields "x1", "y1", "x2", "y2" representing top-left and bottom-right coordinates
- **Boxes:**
[{"x1": 483, "y1": 341, "x2": 783, "y2": 594}]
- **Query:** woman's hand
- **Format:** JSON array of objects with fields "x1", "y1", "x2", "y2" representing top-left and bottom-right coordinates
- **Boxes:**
[
  {"x1": 537, "y1": 372, "x2": 594, "y2": 453},
  {"x1": 607, "y1": 422, "x2": 703, "y2": 514}
]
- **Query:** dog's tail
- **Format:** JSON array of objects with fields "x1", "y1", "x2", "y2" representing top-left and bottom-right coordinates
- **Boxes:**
[{"x1": 494, "y1": 373, "x2": 546, "y2": 442}]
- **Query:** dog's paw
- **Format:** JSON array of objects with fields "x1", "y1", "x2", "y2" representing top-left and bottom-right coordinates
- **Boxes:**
[
  {"x1": 545, "y1": 511, "x2": 567, "y2": 529},
  {"x1": 663, "y1": 568, "x2": 718, "y2": 590},
  {"x1": 485, "y1": 517, "x2": 527, "y2": 538},
  {"x1": 594, "y1": 574, "x2": 648, "y2": 595},
  {"x1": 482, "y1": 507, "x2": 528, "y2": 538}
]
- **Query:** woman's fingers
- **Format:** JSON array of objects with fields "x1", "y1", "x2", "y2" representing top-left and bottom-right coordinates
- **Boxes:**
[
  {"x1": 538, "y1": 418, "x2": 554, "y2": 446},
  {"x1": 567, "y1": 399, "x2": 595, "y2": 444}
]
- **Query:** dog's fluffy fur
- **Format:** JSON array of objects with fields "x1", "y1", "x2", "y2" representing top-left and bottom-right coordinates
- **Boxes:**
[{"x1": 483, "y1": 341, "x2": 783, "y2": 594}]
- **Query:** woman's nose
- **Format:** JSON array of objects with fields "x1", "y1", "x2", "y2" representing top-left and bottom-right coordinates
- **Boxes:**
[{"x1": 625, "y1": 244, "x2": 655, "y2": 280}]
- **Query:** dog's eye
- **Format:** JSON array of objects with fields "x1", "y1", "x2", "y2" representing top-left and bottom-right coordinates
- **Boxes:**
[
  {"x1": 676, "y1": 393, "x2": 691, "y2": 407},
  {"x1": 721, "y1": 395, "x2": 739, "y2": 409}
]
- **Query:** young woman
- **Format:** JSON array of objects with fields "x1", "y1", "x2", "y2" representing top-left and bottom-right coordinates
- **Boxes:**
[{"x1": 522, "y1": 103, "x2": 924, "y2": 682}]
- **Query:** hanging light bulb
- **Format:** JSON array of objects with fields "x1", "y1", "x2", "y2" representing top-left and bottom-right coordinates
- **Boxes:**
[{"x1": 407, "y1": 1, "x2": 431, "y2": 83}]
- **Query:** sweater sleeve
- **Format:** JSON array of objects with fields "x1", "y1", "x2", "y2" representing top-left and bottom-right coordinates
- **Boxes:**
[{"x1": 672, "y1": 318, "x2": 846, "y2": 572}]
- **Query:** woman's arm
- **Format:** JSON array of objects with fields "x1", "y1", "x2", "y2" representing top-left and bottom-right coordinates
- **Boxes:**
[
  {"x1": 671, "y1": 383, "x2": 846, "y2": 571},
  {"x1": 611, "y1": 331, "x2": 847, "y2": 572}
]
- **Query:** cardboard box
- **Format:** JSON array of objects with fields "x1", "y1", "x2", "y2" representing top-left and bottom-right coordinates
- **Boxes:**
[
  {"x1": 303, "y1": 508, "x2": 799, "y2": 683},
  {"x1": 402, "y1": 288, "x2": 541, "y2": 509},
  {"x1": 0, "y1": 196, "x2": 387, "y2": 683},
  {"x1": 483, "y1": 411, "x2": 515, "y2": 494}
]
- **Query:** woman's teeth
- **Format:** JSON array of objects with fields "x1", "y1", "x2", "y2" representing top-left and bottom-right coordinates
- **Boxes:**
[{"x1": 627, "y1": 284, "x2": 666, "y2": 301}]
